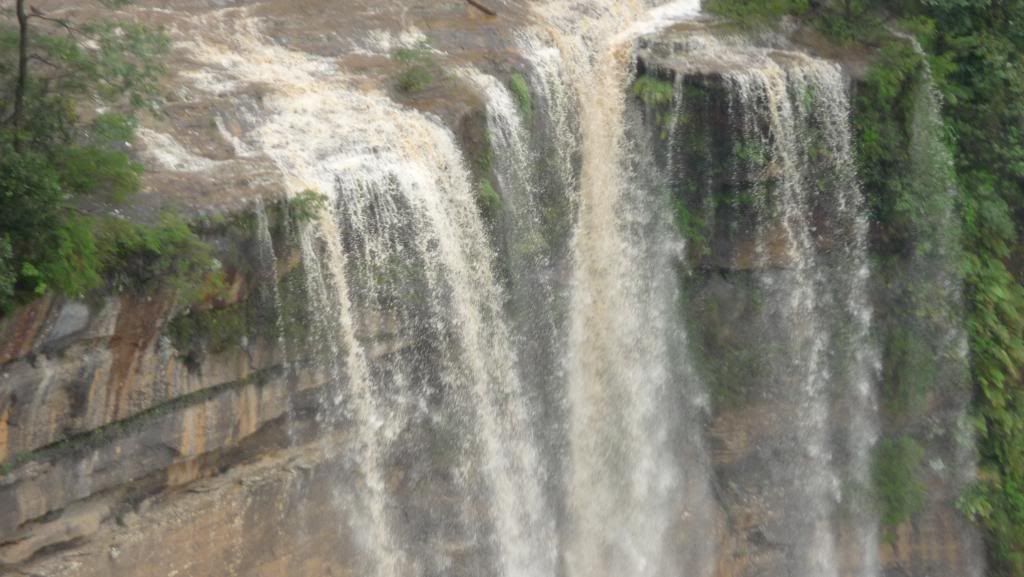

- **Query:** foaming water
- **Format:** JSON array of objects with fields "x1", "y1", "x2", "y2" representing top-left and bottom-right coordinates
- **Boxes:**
[
  {"x1": 526, "y1": 3, "x2": 714, "y2": 577},
  {"x1": 181, "y1": 11, "x2": 554, "y2": 577}
]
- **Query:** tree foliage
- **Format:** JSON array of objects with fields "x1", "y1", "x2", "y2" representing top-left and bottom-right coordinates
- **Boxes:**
[
  {"x1": 703, "y1": 0, "x2": 810, "y2": 25},
  {"x1": 0, "y1": 2, "x2": 217, "y2": 313},
  {"x1": 909, "y1": 3, "x2": 1024, "y2": 574}
]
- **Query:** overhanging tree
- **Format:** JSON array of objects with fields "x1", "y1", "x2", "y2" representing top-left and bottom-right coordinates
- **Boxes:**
[{"x1": 0, "y1": 2, "x2": 217, "y2": 312}]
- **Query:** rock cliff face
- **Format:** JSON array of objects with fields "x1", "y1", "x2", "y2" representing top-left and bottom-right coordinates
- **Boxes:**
[{"x1": 0, "y1": 2, "x2": 985, "y2": 577}]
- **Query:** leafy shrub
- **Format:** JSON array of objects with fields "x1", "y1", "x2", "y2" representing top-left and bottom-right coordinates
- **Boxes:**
[
  {"x1": 396, "y1": 65, "x2": 434, "y2": 93},
  {"x1": 703, "y1": 0, "x2": 810, "y2": 26},
  {"x1": 34, "y1": 216, "x2": 105, "y2": 299},
  {"x1": 393, "y1": 43, "x2": 431, "y2": 64},
  {"x1": 57, "y1": 145, "x2": 143, "y2": 202},
  {"x1": 288, "y1": 189, "x2": 329, "y2": 223},
  {"x1": 96, "y1": 213, "x2": 222, "y2": 302},
  {"x1": 959, "y1": 479, "x2": 1024, "y2": 573},
  {"x1": 167, "y1": 304, "x2": 248, "y2": 369},
  {"x1": 873, "y1": 436, "x2": 926, "y2": 539},
  {"x1": 0, "y1": 7, "x2": 215, "y2": 315},
  {"x1": 392, "y1": 42, "x2": 438, "y2": 94},
  {"x1": 0, "y1": 197, "x2": 218, "y2": 311},
  {"x1": 633, "y1": 75, "x2": 674, "y2": 107}
]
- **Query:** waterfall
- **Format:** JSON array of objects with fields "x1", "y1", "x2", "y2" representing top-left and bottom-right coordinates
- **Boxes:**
[
  {"x1": 527, "y1": 3, "x2": 714, "y2": 577},
  {"x1": 467, "y1": 71, "x2": 572, "y2": 543},
  {"x1": 182, "y1": 11, "x2": 556, "y2": 577},
  {"x1": 252, "y1": 199, "x2": 289, "y2": 367},
  {"x1": 640, "y1": 33, "x2": 884, "y2": 577},
  {"x1": 466, "y1": 71, "x2": 564, "y2": 405},
  {"x1": 157, "y1": 4, "x2": 983, "y2": 577}
]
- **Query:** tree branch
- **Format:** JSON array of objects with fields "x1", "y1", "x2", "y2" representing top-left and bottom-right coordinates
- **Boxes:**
[
  {"x1": 466, "y1": 0, "x2": 497, "y2": 16},
  {"x1": 12, "y1": 0, "x2": 29, "y2": 151},
  {"x1": 28, "y1": 7, "x2": 83, "y2": 38},
  {"x1": 29, "y1": 54, "x2": 59, "y2": 68}
]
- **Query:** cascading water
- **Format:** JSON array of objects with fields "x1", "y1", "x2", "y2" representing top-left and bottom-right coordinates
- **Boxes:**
[
  {"x1": 252, "y1": 199, "x2": 289, "y2": 367},
  {"x1": 636, "y1": 32, "x2": 884, "y2": 577},
  {"x1": 181, "y1": 11, "x2": 555, "y2": 577},
  {"x1": 526, "y1": 3, "x2": 714, "y2": 577},
  {"x1": 466, "y1": 70, "x2": 564, "y2": 421},
  {"x1": 467, "y1": 71, "x2": 574, "y2": 550},
  {"x1": 150, "y1": 3, "x2": 985, "y2": 577}
]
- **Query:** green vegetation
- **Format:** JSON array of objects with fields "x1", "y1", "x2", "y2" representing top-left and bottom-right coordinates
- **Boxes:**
[
  {"x1": 896, "y1": 4, "x2": 1024, "y2": 573},
  {"x1": 0, "y1": 237, "x2": 14, "y2": 305},
  {"x1": 167, "y1": 303, "x2": 248, "y2": 369},
  {"x1": 508, "y1": 73, "x2": 533, "y2": 121},
  {"x1": 854, "y1": 40, "x2": 938, "y2": 245},
  {"x1": 879, "y1": 324, "x2": 938, "y2": 414},
  {"x1": 396, "y1": 65, "x2": 434, "y2": 93},
  {"x1": 633, "y1": 75, "x2": 674, "y2": 107},
  {"x1": 873, "y1": 436, "x2": 926, "y2": 540},
  {"x1": 97, "y1": 214, "x2": 221, "y2": 301},
  {"x1": 478, "y1": 178, "x2": 502, "y2": 219},
  {"x1": 203, "y1": 190, "x2": 327, "y2": 247},
  {"x1": 632, "y1": 74, "x2": 678, "y2": 139},
  {"x1": 703, "y1": 0, "x2": 810, "y2": 26},
  {"x1": 672, "y1": 198, "x2": 708, "y2": 255},
  {"x1": 703, "y1": 0, "x2": 888, "y2": 43},
  {"x1": 392, "y1": 42, "x2": 439, "y2": 94},
  {"x1": 959, "y1": 480, "x2": 1024, "y2": 573},
  {"x1": 165, "y1": 191, "x2": 328, "y2": 370},
  {"x1": 287, "y1": 189, "x2": 329, "y2": 223},
  {"x1": 476, "y1": 124, "x2": 494, "y2": 174},
  {"x1": 0, "y1": 1, "x2": 223, "y2": 314},
  {"x1": 733, "y1": 140, "x2": 768, "y2": 168},
  {"x1": 467, "y1": 119, "x2": 502, "y2": 221},
  {"x1": 393, "y1": 43, "x2": 430, "y2": 64},
  {"x1": 853, "y1": 40, "x2": 962, "y2": 419},
  {"x1": 680, "y1": 275, "x2": 770, "y2": 411}
]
